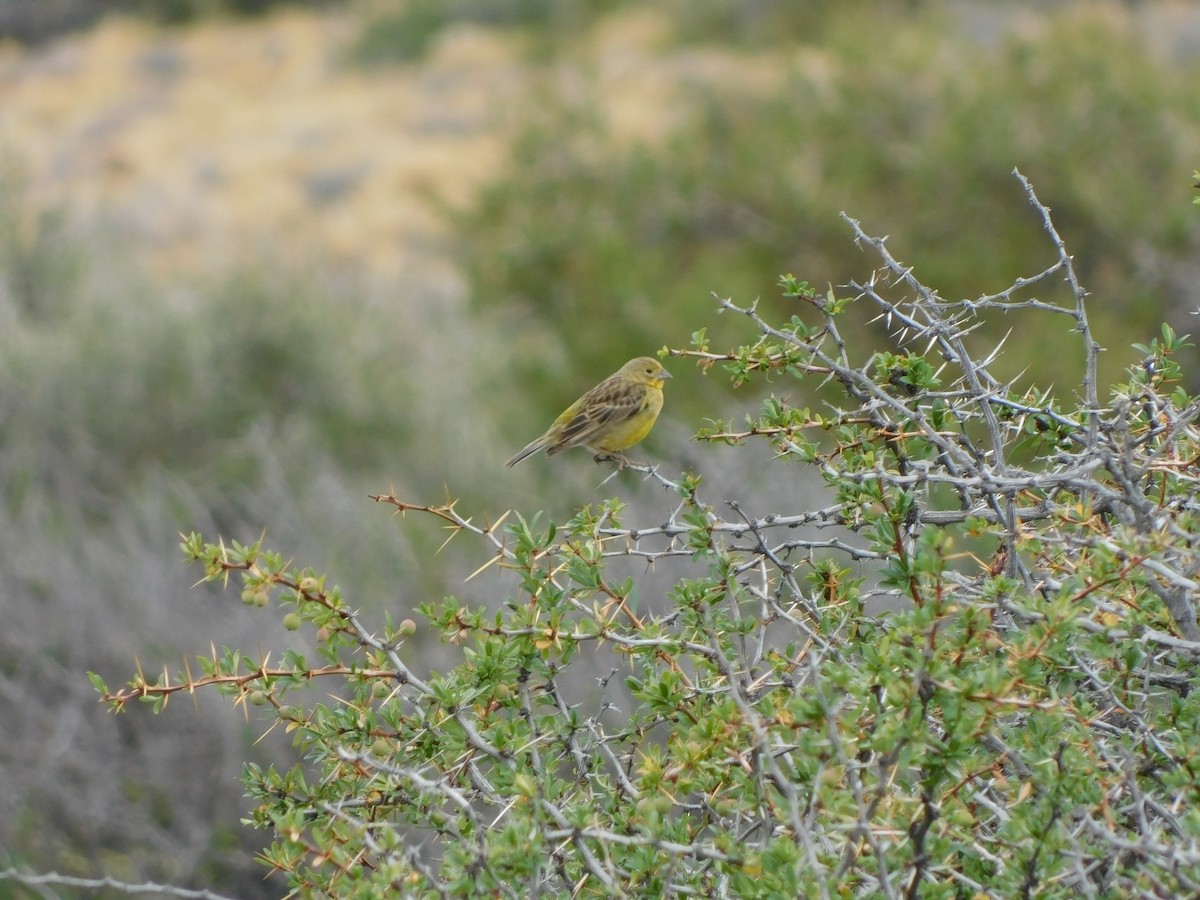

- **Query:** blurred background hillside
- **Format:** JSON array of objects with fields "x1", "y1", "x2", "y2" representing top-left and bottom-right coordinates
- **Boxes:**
[{"x1": 3, "y1": 0, "x2": 1200, "y2": 895}]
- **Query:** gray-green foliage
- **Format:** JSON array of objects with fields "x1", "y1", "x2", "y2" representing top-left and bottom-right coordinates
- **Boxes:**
[
  {"x1": 96, "y1": 178, "x2": 1200, "y2": 896},
  {"x1": 0, "y1": 170, "x2": 484, "y2": 896}
]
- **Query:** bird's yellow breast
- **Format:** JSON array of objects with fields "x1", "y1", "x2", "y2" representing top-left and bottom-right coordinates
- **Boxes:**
[{"x1": 593, "y1": 384, "x2": 664, "y2": 453}]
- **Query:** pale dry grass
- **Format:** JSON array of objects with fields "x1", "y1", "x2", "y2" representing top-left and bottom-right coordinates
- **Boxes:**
[{"x1": 0, "y1": 5, "x2": 785, "y2": 283}]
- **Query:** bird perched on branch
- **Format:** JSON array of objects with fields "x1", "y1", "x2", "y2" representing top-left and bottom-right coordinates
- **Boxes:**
[{"x1": 506, "y1": 356, "x2": 672, "y2": 467}]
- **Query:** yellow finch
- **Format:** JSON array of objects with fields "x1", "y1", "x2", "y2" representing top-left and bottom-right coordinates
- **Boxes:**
[{"x1": 506, "y1": 357, "x2": 671, "y2": 467}]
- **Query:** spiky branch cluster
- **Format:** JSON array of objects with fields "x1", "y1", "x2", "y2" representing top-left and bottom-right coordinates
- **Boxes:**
[{"x1": 91, "y1": 172, "x2": 1200, "y2": 898}]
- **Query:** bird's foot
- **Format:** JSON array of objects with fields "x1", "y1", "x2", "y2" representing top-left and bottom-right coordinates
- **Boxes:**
[{"x1": 593, "y1": 451, "x2": 633, "y2": 469}]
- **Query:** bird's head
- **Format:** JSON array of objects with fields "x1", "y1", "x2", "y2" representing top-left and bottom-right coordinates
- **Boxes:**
[{"x1": 622, "y1": 357, "x2": 672, "y2": 386}]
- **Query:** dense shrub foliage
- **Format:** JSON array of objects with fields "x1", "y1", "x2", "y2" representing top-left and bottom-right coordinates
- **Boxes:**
[{"x1": 80, "y1": 175, "x2": 1200, "y2": 897}]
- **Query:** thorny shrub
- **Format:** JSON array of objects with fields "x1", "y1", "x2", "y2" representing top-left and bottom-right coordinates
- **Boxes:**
[{"x1": 92, "y1": 173, "x2": 1200, "y2": 898}]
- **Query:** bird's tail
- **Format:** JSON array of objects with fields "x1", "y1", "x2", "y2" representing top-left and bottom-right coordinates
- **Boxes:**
[{"x1": 505, "y1": 438, "x2": 547, "y2": 468}]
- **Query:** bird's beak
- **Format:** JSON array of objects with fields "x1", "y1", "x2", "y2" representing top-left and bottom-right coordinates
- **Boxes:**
[{"x1": 659, "y1": 370, "x2": 672, "y2": 381}]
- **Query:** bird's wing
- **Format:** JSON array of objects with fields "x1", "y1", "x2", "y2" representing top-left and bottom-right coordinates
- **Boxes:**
[{"x1": 548, "y1": 377, "x2": 645, "y2": 454}]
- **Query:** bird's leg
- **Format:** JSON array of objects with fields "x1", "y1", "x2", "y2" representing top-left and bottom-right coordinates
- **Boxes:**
[{"x1": 592, "y1": 451, "x2": 632, "y2": 469}]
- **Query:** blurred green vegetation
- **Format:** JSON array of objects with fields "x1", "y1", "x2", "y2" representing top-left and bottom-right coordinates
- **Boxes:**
[
  {"x1": 346, "y1": 0, "x2": 623, "y2": 66},
  {"x1": 663, "y1": 0, "x2": 896, "y2": 48},
  {"x1": 453, "y1": 4, "x2": 1200, "y2": 427},
  {"x1": 125, "y1": 0, "x2": 342, "y2": 26},
  {"x1": 0, "y1": 175, "x2": 516, "y2": 672},
  {"x1": 344, "y1": 0, "x2": 922, "y2": 68},
  {"x1": 0, "y1": 0, "x2": 347, "y2": 44},
  {"x1": 0, "y1": 166, "x2": 470, "y2": 897},
  {"x1": 0, "y1": 197, "x2": 409, "y2": 523}
]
